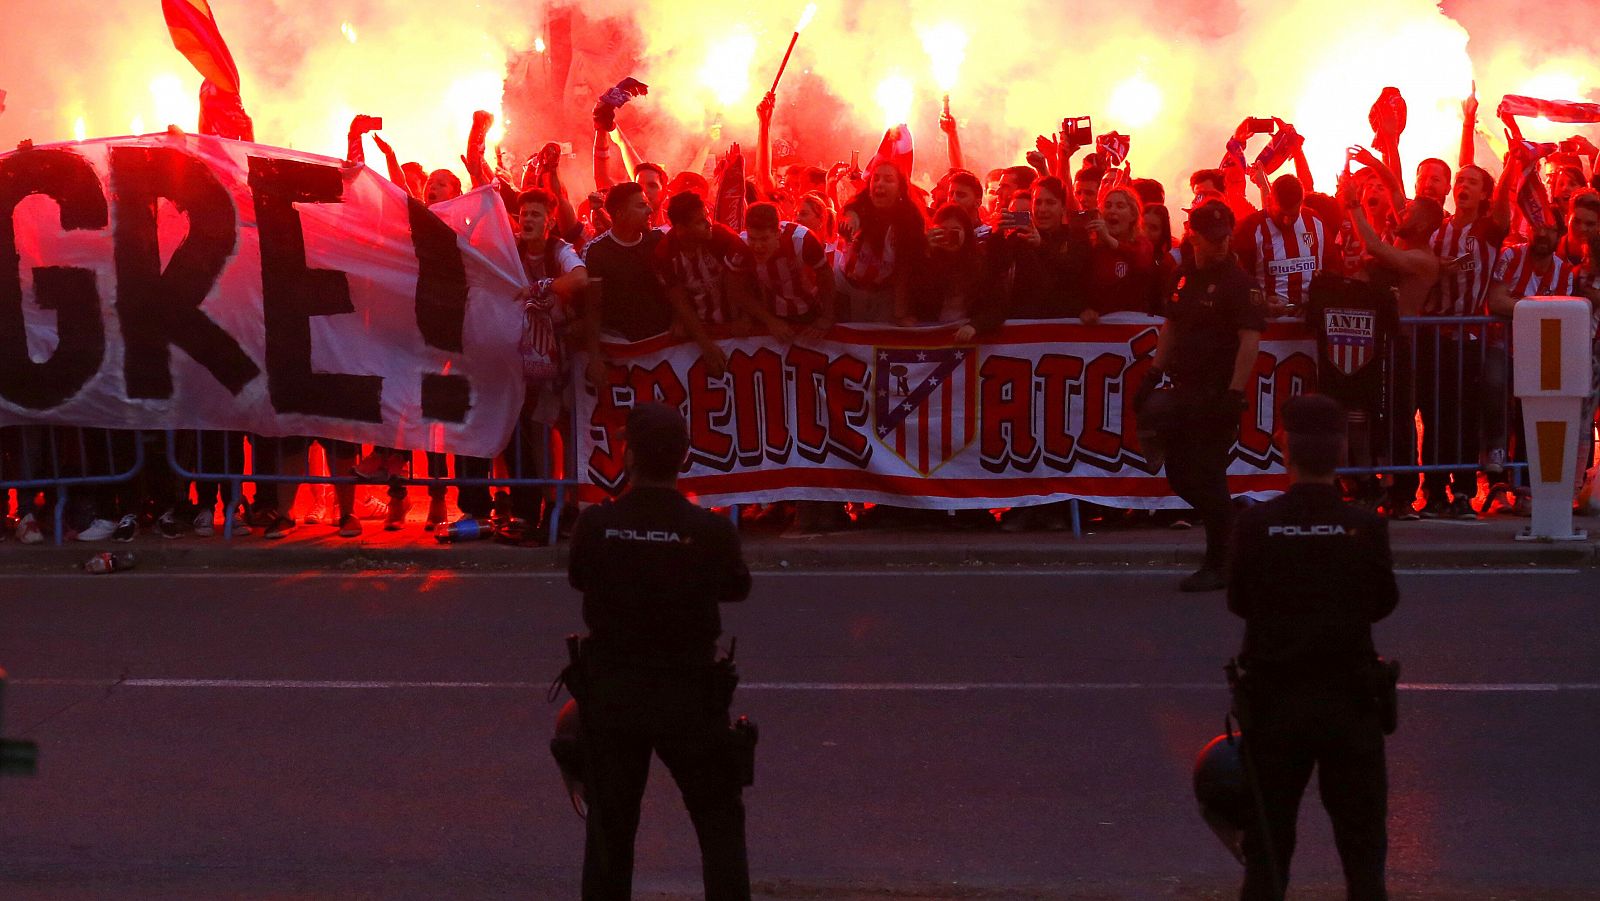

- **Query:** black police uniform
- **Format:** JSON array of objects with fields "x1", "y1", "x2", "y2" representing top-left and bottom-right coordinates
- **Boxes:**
[
  {"x1": 1227, "y1": 475, "x2": 1399, "y2": 900},
  {"x1": 1158, "y1": 255, "x2": 1266, "y2": 572},
  {"x1": 568, "y1": 486, "x2": 753, "y2": 901}
]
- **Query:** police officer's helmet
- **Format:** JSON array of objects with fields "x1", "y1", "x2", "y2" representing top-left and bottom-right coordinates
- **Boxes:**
[
  {"x1": 1193, "y1": 732, "x2": 1250, "y2": 863},
  {"x1": 550, "y1": 699, "x2": 587, "y2": 817}
]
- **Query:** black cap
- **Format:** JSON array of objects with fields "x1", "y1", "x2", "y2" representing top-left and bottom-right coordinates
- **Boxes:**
[
  {"x1": 1187, "y1": 199, "x2": 1235, "y2": 243},
  {"x1": 1281, "y1": 394, "x2": 1345, "y2": 437}
]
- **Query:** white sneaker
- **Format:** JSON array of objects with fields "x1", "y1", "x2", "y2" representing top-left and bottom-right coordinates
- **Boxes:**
[
  {"x1": 358, "y1": 494, "x2": 390, "y2": 520},
  {"x1": 193, "y1": 510, "x2": 215, "y2": 537},
  {"x1": 77, "y1": 518, "x2": 117, "y2": 541},
  {"x1": 230, "y1": 507, "x2": 252, "y2": 537},
  {"x1": 16, "y1": 513, "x2": 44, "y2": 545},
  {"x1": 302, "y1": 503, "x2": 327, "y2": 526}
]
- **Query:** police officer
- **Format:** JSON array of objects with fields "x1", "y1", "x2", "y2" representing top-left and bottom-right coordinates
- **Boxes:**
[
  {"x1": 1226, "y1": 394, "x2": 1399, "y2": 900},
  {"x1": 1137, "y1": 199, "x2": 1266, "y2": 592},
  {"x1": 567, "y1": 402, "x2": 753, "y2": 900}
]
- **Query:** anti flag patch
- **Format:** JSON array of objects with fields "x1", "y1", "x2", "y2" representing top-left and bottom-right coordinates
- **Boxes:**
[{"x1": 1322, "y1": 306, "x2": 1377, "y2": 376}]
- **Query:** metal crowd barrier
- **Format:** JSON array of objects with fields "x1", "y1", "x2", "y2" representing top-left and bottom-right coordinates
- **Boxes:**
[
  {"x1": 0, "y1": 426, "x2": 148, "y2": 545},
  {"x1": 163, "y1": 415, "x2": 579, "y2": 545},
  {"x1": 1334, "y1": 316, "x2": 1530, "y2": 485},
  {"x1": 1, "y1": 317, "x2": 1570, "y2": 546}
]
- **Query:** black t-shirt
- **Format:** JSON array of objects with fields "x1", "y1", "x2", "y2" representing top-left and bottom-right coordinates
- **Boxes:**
[
  {"x1": 582, "y1": 228, "x2": 671, "y2": 341},
  {"x1": 1305, "y1": 274, "x2": 1398, "y2": 411},
  {"x1": 568, "y1": 486, "x2": 751, "y2": 664},
  {"x1": 1163, "y1": 256, "x2": 1267, "y2": 389},
  {"x1": 1228, "y1": 483, "x2": 1398, "y2": 679}
]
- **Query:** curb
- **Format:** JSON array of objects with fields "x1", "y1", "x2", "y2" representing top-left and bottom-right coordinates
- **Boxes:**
[{"x1": 0, "y1": 538, "x2": 1592, "y2": 574}]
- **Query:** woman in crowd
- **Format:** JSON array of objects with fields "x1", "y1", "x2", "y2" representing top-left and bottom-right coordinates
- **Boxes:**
[
  {"x1": 837, "y1": 161, "x2": 928, "y2": 325},
  {"x1": 1083, "y1": 185, "x2": 1159, "y2": 318},
  {"x1": 962, "y1": 176, "x2": 1088, "y2": 341},
  {"x1": 915, "y1": 204, "x2": 986, "y2": 325}
]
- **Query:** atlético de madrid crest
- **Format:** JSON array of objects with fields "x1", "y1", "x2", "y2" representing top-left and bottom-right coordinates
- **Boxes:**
[
  {"x1": 1322, "y1": 306, "x2": 1377, "y2": 376},
  {"x1": 873, "y1": 347, "x2": 979, "y2": 476}
]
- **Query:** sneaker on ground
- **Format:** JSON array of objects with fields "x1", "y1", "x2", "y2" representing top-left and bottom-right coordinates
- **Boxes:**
[
  {"x1": 246, "y1": 506, "x2": 278, "y2": 529},
  {"x1": 337, "y1": 515, "x2": 362, "y2": 538},
  {"x1": 114, "y1": 514, "x2": 139, "y2": 542},
  {"x1": 1385, "y1": 500, "x2": 1421, "y2": 521},
  {"x1": 230, "y1": 507, "x2": 253, "y2": 536},
  {"x1": 302, "y1": 504, "x2": 327, "y2": 526},
  {"x1": 384, "y1": 497, "x2": 410, "y2": 531},
  {"x1": 76, "y1": 519, "x2": 117, "y2": 541},
  {"x1": 16, "y1": 513, "x2": 44, "y2": 545},
  {"x1": 424, "y1": 497, "x2": 449, "y2": 531},
  {"x1": 1418, "y1": 498, "x2": 1450, "y2": 519},
  {"x1": 358, "y1": 494, "x2": 390, "y2": 520},
  {"x1": 1511, "y1": 490, "x2": 1533, "y2": 517},
  {"x1": 264, "y1": 515, "x2": 296, "y2": 540},
  {"x1": 1448, "y1": 496, "x2": 1478, "y2": 520},
  {"x1": 1179, "y1": 568, "x2": 1227, "y2": 593},
  {"x1": 157, "y1": 512, "x2": 184, "y2": 540},
  {"x1": 1482, "y1": 447, "x2": 1507, "y2": 476},
  {"x1": 192, "y1": 510, "x2": 216, "y2": 538}
]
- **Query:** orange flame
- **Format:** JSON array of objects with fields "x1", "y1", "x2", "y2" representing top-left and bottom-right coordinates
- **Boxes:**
[
  {"x1": 875, "y1": 74, "x2": 914, "y2": 128},
  {"x1": 700, "y1": 29, "x2": 759, "y2": 108},
  {"x1": 919, "y1": 23, "x2": 968, "y2": 94}
]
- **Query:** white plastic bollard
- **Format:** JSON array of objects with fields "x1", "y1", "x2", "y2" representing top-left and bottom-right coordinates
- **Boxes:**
[{"x1": 1512, "y1": 297, "x2": 1592, "y2": 541}]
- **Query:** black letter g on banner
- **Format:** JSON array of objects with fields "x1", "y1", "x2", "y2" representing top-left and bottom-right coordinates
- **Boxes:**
[{"x1": 0, "y1": 148, "x2": 108, "y2": 410}]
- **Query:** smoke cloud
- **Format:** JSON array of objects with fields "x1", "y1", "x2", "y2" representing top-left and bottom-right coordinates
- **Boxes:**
[{"x1": 2, "y1": 0, "x2": 1597, "y2": 204}]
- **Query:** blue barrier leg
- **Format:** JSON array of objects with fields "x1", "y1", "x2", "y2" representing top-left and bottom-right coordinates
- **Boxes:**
[{"x1": 53, "y1": 490, "x2": 67, "y2": 546}]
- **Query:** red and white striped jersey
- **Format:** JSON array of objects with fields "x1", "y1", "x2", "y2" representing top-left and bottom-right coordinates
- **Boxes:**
[
  {"x1": 740, "y1": 222, "x2": 829, "y2": 320},
  {"x1": 1427, "y1": 215, "x2": 1508, "y2": 315},
  {"x1": 1232, "y1": 209, "x2": 1331, "y2": 306},
  {"x1": 1492, "y1": 244, "x2": 1576, "y2": 299},
  {"x1": 653, "y1": 223, "x2": 753, "y2": 324}
]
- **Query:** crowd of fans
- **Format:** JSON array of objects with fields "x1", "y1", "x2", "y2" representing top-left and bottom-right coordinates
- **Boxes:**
[{"x1": 7, "y1": 79, "x2": 1600, "y2": 546}]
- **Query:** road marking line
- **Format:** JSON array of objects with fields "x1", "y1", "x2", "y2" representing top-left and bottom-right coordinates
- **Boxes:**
[
  {"x1": 13, "y1": 677, "x2": 1600, "y2": 692},
  {"x1": 12, "y1": 567, "x2": 1584, "y2": 581}
]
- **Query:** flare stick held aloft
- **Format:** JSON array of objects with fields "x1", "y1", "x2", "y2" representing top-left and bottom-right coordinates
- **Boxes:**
[{"x1": 769, "y1": 3, "x2": 818, "y2": 95}]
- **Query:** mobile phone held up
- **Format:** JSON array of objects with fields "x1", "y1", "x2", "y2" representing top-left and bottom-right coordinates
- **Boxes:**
[
  {"x1": 1063, "y1": 116, "x2": 1093, "y2": 151},
  {"x1": 1001, "y1": 210, "x2": 1033, "y2": 232},
  {"x1": 1247, "y1": 117, "x2": 1275, "y2": 134}
]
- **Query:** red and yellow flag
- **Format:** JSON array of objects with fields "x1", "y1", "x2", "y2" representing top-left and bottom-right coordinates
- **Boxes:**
[{"x1": 162, "y1": 0, "x2": 241, "y2": 95}]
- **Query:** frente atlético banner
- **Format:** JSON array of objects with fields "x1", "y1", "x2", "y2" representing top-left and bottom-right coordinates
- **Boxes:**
[
  {"x1": 0, "y1": 134, "x2": 527, "y2": 457},
  {"x1": 576, "y1": 316, "x2": 1319, "y2": 509}
]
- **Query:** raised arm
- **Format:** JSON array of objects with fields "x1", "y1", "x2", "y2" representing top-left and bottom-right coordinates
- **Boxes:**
[
  {"x1": 1460, "y1": 83, "x2": 1479, "y2": 169},
  {"x1": 592, "y1": 129, "x2": 618, "y2": 191},
  {"x1": 369, "y1": 134, "x2": 409, "y2": 191},
  {"x1": 940, "y1": 99, "x2": 964, "y2": 172},
  {"x1": 1352, "y1": 205, "x2": 1439, "y2": 280},
  {"x1": 1352, "y1": 145, "x2": 1408, "y2": 204},
  {"x1": 755, "y1": 92, "x2": 779, "y2": 198},
  {"x1": 464, "y1": 110, "x2": 494, "y2": 189}
]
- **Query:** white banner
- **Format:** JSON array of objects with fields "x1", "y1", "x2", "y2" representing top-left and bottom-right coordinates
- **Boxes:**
[
  {"x1": 577, "y1": 316, "x2": 1319, "y2": 509},
  {"x1": 0, "y1": 134, "x2": 526, "y2": 457}
]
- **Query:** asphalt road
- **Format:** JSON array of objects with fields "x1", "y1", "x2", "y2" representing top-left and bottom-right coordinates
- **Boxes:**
[{"x1": 1, "y1": 566, "x2": 1597, "y2": 900}]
